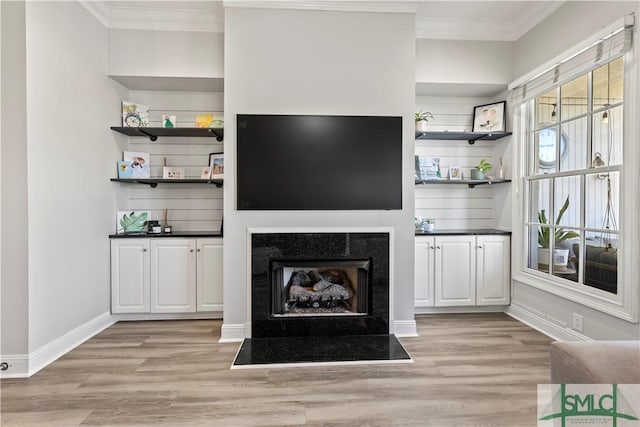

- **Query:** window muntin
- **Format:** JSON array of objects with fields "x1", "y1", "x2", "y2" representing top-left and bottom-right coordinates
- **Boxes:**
[{"x1": 524, "y1": 57, "x2": 623, "y2": 297}]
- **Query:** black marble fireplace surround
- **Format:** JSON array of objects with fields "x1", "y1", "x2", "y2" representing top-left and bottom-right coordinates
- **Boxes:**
[
  {"x1": 251, "y1": 232, "x2": 390, "y2": 338},
  {"x1": 232, "y1": 232, "x2": 411, "y2": 367}
]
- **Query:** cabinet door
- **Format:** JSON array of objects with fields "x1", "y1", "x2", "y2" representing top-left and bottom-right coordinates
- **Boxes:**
[
  {"x1": 197, "y1": 238, "x2": 223, "y2": 312},
  {"x1": 111, "y1": 239, "x2": 150, "y2": 313},
  {"x1": 150, "y1": 239, "x2": 196, "y2": 313},
  {"x1": 476, "y1": 235, "x2": 510, "y2": 306},
  {"x1": 415, "y1": 236, "x2": 435, "y2": 307},
  {"x1": 434, "y1": 235, "x2": 476, "y2": 306}
]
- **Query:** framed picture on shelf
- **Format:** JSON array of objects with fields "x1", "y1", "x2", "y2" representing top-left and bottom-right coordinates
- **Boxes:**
[
  {"x1": 472, "y1": 101, "x2": 506, "y2": 132},
  {"x1": 123, "y1": 151, "x2": 150, "y2": 178},
  {"x1": 162, "y1": 167, "x2": 185, "y2": 179},
  {"x1": 116, "y1": 211, "x2": 149, "y2": 234},
  {"x1": 162, "y1": 114, "x2": 176, "y2": 128},
  {"x1": 200, "y1": 166, "x2": 212, "y2": 180},
  {"x1": 117, "y1": 161, "x2": 132, "y2": 179},
  {"x1": 415, "y1": 156, "x2": 441, "y2": 181},
  {"x1": 449, "y1": 166, "x2": 462, "y2": 180},
  {"x1": 209, "y1": 153, "x2": 224, "y2": 179},
  {"x1": 122, "y1": 101, "x2": 150, "y2": 128}
]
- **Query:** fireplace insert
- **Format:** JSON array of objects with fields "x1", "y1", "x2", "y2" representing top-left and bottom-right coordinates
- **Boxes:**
[{"x1": 271, "y1": 259, "x2": 370, "y2": 317}]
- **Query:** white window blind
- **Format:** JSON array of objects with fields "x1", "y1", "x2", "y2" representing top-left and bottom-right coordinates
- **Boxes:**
[{"x1": 510, "y1": 14, "x2": 635, "y2": 105}]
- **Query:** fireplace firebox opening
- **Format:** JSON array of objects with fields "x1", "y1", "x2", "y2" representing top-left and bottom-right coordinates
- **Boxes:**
[{"x1": 271, "y1": 259, "x2": 370, "y2": 317}]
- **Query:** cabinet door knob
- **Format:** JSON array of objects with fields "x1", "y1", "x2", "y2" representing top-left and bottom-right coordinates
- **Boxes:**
[
  {"x1": 436, "y1": 246, "x2": 441, "y2": 249},
  {"x1": 197, "y1": 249, "x2": 201, "y2": 252},
  {"x1": 142, "y1": 248, "x2": 147, "y2": 252},
  {"x1": 190, "y1": 249, "x2": 195, "y2": 253},
  {"x1": 429, "y1": 246, "x2": 435, "y2": 250},
  {"x1": 477, "y1": 245, "x2": 483, "y2": 249}
]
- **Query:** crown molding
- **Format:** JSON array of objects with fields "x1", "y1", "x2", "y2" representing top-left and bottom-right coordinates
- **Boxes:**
[
  {"x1": 77, "y1": 0, "x2": 224, "y2": 33},
  {"x1": 510, "y1": 1, "x2": 564, "y2": 41},
  {"x1": 222, "y1": 1, "x2": 418, "y2": 14},
  {"x1": 78, "y1": 1, "x2": 110, "y2": 28},
  {"x1": 416, "y1": 17, "x2": 515, "y2": 41},
  {"x1": 416, "y1": 1, "x2": 565, "y2": 41},
  {"x1": 80, "y1": 0, "x2": 562, "y2": 41}
]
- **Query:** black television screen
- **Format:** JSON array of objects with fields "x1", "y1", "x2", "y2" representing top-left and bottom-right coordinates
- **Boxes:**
[{"x1": 237, "y1": 114, "x2": 402, "y2": 210}]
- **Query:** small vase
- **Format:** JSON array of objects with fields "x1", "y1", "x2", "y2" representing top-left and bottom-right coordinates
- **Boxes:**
[
  {"x1": 422, "y1": 223, "x2": 434, "y2": 232},
  {"x1": 416, "y1": 121, "x2": 428, "y2": 132},
  {"x1": 470, "y1": 169, "x2": 484, "y2": 180}
]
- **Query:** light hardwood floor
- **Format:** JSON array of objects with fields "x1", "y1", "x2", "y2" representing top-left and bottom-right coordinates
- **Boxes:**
[{"x1": 1, "y1": 313, "x2": 552, "y2": 427}]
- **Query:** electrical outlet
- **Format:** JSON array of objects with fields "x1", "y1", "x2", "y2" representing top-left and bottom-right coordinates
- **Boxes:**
[{"x1": 572, "y1": 313, "x2": 584, "y2": 332}]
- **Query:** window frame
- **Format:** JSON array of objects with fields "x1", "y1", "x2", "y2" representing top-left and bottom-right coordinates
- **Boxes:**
[{"x1": 512, "y1": 49, "x2": 638, "y2": 323}]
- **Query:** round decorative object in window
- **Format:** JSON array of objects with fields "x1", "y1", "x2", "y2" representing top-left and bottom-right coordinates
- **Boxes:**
[{"x1": 538, "y1": 127, "x2": 567, "y2": 168}]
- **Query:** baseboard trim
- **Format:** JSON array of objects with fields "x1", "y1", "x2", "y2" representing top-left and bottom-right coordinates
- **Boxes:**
[
  {"x1": 394, "y1": 320, "x2": 418, "y2": 337},
  {"x1": 0, "y1": 354, "x2": 29, "y2": 379},
  {"x1": 28, "y1": 311, "x2": 116, "y2": 377},
  {"x1": 219, "y1": 323, "x2": 245, "y2": 343},
  {"x1": 505, "y1": 304, "x2": 591, "y2": 342}
]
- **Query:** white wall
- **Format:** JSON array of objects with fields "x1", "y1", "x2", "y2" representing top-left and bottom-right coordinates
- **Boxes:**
[
  {"x1": 513, "y1": 1, "x2": 638, "y2": 79},
  {"x1": 1, "y1": 0, "x2": 30, "y2": 364},
  {"x1": 416, "y1": 38, "x2": 514, "y2": 85},
  {"x1": 223, "y1": 7, "x2": 416, "y2": 338},
  {"x1": 510, "y1": 1, "x2": 640, "y2": 340},
  {"x1": 108, "y1": 29, "x2": 224, "y2": 79},
  {"x1": 25, "y1": 1, "x2": 126, "y2": 351}
]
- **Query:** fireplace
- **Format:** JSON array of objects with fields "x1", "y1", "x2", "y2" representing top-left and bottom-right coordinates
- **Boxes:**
[
  {"x1": 233, "y1": 231, "x2": 411, "y2": 367},
  {"x1": 250, "y1": 232, "x2": 390, "y2": 338},
  {"x1": 271, "y1": 259, "x2": 370, "y2": 317}
]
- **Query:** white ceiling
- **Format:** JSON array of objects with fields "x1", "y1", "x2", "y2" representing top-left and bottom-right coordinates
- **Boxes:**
[{"x1": 82, "y1": 0, "x2": 565, "y2": 41}]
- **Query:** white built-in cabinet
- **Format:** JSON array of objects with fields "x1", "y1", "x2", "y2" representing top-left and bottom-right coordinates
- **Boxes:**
[
  {"x1": 414, "y1": 234, "x2": 510, "y2": 308},
  {"x1": 111, "y1": 237, "x2": 223, "y2": 314},
  {"x1": 150, "y1": 239, "x2": 196, "y2": 313},
  {"x1": 111, "y1": 239, "x2": 151, "y2": 313}
]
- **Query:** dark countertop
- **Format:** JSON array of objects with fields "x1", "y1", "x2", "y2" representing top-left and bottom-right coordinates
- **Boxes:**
[
  {"x1": 110, "y1": 231, "x2": 222, "y2": 239},
  {"x1": 415, "y1": 228, "x2": 511, "y2": 236}
]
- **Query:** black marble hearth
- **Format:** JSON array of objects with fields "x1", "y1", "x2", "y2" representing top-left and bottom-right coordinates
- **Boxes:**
[
  {"x1": 233, "y1": 334, "x2": 411, "y2": 367},
  {"x1": 233, "y1": 232, "x2": 411, "y2": 367}
]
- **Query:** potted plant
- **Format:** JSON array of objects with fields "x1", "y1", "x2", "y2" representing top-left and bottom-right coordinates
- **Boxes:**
[
  {"x1": 471, "y1": 159, "x2": 492, "y2": 180},
  {"x1": 421, "y1": 218, "x2": 435, "y2": 232},
  {"x1": 538, "y1": 196, "x2": 579, "y2": 271},
  {"x1": 415, "y1": 110, "x2": 434, "y2": 132}
]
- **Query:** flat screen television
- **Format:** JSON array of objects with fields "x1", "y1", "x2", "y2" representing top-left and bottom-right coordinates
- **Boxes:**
[{"x1": 237, "y1": 114, "x2": 402, "y2": 210}]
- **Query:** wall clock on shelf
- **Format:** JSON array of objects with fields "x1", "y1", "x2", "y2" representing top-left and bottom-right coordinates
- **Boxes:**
[{"x1": 537, "y1": 127, "x2": 567, "y2": 168}]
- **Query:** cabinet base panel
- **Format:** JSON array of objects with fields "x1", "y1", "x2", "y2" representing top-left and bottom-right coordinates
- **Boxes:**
[
  {"x1": 112, "y1": 312, "x2": 222, "y2": 321},
  {"x1": 415, "y1": 305, "x2": 508, "y2": 315}
]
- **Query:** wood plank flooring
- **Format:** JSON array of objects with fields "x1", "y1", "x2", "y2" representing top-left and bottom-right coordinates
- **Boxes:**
[{"x1": 1, "y1": 313, "x2": 552, "y2": 426}]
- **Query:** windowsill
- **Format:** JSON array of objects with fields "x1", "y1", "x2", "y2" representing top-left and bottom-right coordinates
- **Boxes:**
[{"x1": 513, "y1": 270, "x2": 637, "y2": 323}]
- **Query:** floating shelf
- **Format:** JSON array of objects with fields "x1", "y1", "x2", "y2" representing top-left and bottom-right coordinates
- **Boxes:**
[
  {"x1": 111, "y1": 178, "x2": 223, "y2": 188},
  {"x1": 415, "y1": 179, "x2": 511, "y2": 189},
  {"x1": 415, "y1": 131, "x2": 512, "y2": 145},
  {"x1": 110, "y1": 126, "x2": 223, "y2": 142}
]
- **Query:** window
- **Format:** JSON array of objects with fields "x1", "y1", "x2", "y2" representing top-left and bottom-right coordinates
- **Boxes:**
[
  {"x1": 524, "y1": 58, "x2": 623, "y2": 296},
  {"x1": 509, "y1": 15, "x2": 637, "y2": 321}
]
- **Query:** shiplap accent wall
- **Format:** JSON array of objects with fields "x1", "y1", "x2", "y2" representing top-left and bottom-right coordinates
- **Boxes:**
[
  {"x1": 415, "y1": 96, "x2": 504, "y2": 229},
  {"x1": 119, "y1": 90, "x2": 224, "y2": 232}
]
